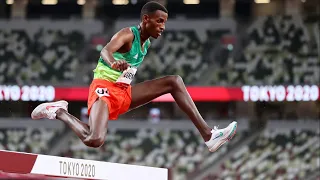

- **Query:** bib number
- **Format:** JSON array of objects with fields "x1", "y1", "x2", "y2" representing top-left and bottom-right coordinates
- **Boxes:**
[{"x1": 116, "y1": 67, "x2": 137, "y2": 85}]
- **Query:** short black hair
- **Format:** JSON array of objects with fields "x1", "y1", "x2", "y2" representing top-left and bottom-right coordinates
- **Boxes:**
[{"x1": 140, "y1": 1, "x2": 168, "y2": 19}]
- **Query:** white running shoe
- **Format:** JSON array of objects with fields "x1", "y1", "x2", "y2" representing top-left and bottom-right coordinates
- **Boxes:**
[
  {"x1": 31, "y1": 100, "x2": 68, "y2": 120},
  {"x1": 205, "y1": 121, "x2": 237, "y2": 152}
]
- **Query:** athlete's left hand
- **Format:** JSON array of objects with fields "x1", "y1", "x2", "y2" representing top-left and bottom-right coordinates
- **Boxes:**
[{"x1": 111, "y1": 60, "x2": 130, "y2": 71}]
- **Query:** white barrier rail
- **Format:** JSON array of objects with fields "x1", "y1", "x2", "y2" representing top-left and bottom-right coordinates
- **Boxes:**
[{"x1": 0, "y1": 150, "x2": 168, "y2": 180}]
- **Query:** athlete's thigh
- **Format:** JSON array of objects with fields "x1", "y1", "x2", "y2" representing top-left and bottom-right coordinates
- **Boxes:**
[
  {"x1": 130, "y1": 76, "x2": 176, "y2": 110},
  {"x1": 88, "y1": 98, "x2": 109, "y2": 136}
]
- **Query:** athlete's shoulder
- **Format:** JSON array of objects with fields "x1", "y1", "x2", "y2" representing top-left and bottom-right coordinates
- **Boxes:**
[
  {"x1": 120, "y1": 27, "x2": 133, "y2": 33},
  {"x1": 115, "y1": 27, "x2": 134, "y2": 37},
  {"x1": 111, "y1": 27, "x2": 134, "y2": 42}
]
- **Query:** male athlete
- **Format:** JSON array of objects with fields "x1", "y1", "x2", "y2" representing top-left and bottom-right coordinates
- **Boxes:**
[{"x1": 31, "y1": 1, "x2": 237, "y2": 152}]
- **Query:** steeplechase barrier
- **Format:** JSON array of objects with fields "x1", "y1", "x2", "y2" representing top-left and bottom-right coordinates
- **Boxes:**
[{"x1": 0, "y1": 150, "x2": 168, "y2": 180}]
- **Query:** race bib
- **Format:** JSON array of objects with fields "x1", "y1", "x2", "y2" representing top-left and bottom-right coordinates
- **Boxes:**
[
  {"x1": 95, "y1": 88, "x2": 110, "y2": 97},
  {"x1": 116, "y1": 67, "x2": 137, "y2": 85}
]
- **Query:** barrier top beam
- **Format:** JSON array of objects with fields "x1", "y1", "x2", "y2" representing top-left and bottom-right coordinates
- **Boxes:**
[{"x1": 0, "y1": 150, "x2": 168, "y2": 180}]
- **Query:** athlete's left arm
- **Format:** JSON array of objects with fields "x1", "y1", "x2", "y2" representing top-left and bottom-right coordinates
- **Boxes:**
[{"x1": 100, "y1": 28, "x2": 134, "y2": 71}]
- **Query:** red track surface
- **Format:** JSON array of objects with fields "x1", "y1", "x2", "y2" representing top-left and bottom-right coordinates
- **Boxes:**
[
  {"x1": 0, "y1": 171, "x2": 84, "y2": 179},
  {"x1": 0, "y1": 171, "x2": 52, "y2": 179}
]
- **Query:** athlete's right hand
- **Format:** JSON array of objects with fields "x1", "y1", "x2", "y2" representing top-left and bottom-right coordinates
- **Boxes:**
[{"x1": 111, "y1": 60, "x2": 130, "y2": 71}]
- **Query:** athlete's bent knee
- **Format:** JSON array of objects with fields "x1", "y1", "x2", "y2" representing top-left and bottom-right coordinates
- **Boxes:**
[
  {"x1": 83, "y1": 136, "x2": 105, "y2": 148},
  {"x1": 169, "y1": 75, "x2": 184, "y2": 87}
]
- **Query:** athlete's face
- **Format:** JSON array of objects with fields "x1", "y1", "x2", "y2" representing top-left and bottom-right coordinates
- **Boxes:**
[{"x1": 143, "y1": 10, "x2": 168, "y2": 39}]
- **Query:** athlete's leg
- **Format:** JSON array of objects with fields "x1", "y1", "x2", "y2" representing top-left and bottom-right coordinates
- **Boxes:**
[
  {"x1": 56, "y1": 99, "x2": 108, "y2": 147},
  {"x1": 32, "y1": 99, "x2": 108, "y2": 148},
  {"x1": 130, "y1": 75, "x2": 212, "y2": 141}
]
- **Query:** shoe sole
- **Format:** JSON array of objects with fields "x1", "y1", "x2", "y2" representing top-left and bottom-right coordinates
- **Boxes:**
[
  {"x1": 31, "y1": 100, "x2": 68, "y2": 120},
  {"x1": 209, "y1": 122, "x2": 237, "y2": 152}
]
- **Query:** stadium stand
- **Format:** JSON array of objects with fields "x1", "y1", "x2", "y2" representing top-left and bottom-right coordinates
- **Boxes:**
[
  {"x1": 0, "y1": 20, "x2": 102, "y2": 85},
  {"x1": 0, "y1": 18, "x2": 235, "y2": 85},
  {"x1": 0, "y1": 127, "x2": 60, "y2": 154},
  {"x1": 3, "y1": 16, "x2": 317, "y2": 86},
  {"x1": 210, "y1": 15, "x2": 320, "y2": 86}
]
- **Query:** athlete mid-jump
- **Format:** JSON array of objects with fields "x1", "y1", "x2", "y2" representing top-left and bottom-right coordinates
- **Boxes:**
[{"x1": 31, "y1": 1, "x2": 237, "y2": 152}]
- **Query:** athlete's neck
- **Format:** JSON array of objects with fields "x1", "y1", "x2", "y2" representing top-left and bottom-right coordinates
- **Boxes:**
[{"x1": 138, "y1": 23, "x2": 150, "y2": 42}]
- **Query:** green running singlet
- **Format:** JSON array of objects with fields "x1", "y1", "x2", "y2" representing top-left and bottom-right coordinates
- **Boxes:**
[{"x1": 93, "y1": 26, "x2": 151, "y2": 82}]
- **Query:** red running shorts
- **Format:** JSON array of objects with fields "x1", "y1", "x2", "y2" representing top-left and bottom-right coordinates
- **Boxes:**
[{"x1": 87, "y1": 79, "x2": 131, "y2": 120}]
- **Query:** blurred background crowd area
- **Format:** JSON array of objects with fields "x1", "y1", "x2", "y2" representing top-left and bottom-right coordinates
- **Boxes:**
[{"x1": 0, "y1": 0, "x2": 319, "y2": 180}]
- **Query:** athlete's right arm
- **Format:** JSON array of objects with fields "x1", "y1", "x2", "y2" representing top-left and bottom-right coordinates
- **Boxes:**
[{"x1": 100, "y1": 28, "x2": 134, "y2": 71}]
